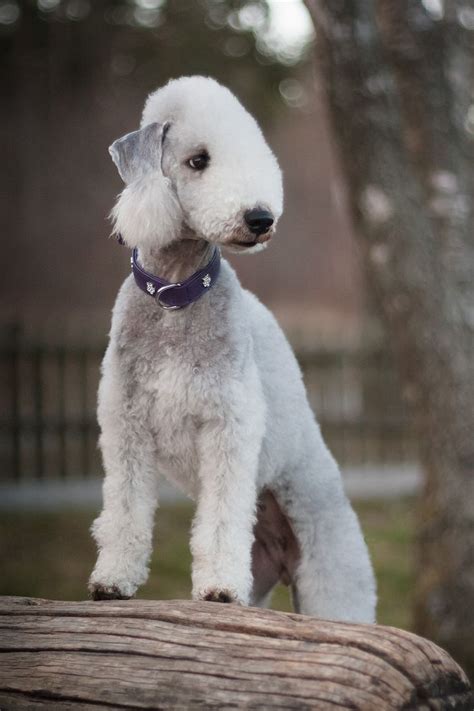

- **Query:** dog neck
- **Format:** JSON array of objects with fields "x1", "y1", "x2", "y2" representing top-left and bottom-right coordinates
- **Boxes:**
[{"x1": 137, "y1": 233, "x2": 215, "y2": 284}]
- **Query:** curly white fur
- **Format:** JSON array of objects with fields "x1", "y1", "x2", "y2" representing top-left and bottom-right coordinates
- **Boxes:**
[{"x1": 89, "y1": 76, "x2": 376, "y2": 622}]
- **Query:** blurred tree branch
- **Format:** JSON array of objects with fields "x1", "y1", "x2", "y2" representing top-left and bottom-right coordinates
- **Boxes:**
[{"x1": 304, "y1": 0, "x2": 474, "y2": 677}]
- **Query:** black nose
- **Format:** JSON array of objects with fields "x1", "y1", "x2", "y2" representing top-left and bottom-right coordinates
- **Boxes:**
[{"x1": 244, "y1": 208, "x2": 274, "y2": 235}]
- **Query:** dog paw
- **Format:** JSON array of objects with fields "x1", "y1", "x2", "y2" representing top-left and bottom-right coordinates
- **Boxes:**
[
  {"x1": 200, "y1": 588, "x2": 240, "y2": 604},
  {"x1": 88, "y1": 583, "x2": 132, "y2": 601}
]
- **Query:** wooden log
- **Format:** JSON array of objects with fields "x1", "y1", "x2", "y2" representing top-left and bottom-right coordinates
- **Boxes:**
[{"x1": 0, "y1": 597, "x2": 471, "y2": 710}]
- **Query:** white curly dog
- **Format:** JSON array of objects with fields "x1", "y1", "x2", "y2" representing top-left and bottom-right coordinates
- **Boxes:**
[{"x1": 89, "y1": 76, "x2": 376, "y2": 622}]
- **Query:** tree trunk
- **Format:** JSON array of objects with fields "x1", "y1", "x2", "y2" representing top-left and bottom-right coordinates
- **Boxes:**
[
  {"x1": 304, "y1": 0, "x2": 474, "y2": 678},
  {"x1": 0, "y1": 596, "x2": 472, "y2": 709}
]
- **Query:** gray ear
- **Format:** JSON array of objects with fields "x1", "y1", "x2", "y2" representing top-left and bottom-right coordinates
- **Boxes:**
[{"x1": 108, "y1": 121, "x2": 169, "y2": 184}]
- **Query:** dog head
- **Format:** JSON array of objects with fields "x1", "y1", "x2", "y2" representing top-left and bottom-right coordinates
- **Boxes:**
[{"x1": 109, "y1": 76, "x2": 283, "y2": 254}]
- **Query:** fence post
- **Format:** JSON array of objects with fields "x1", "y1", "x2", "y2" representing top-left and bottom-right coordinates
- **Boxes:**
[
  {"x1": 9, "y1": 323, "x2": 21, "y2": 482},
  {"x1": 57, "y1": 345, "x2": 67, "y2": 479},
  {"x1": 32, "y1": 344, "x2": 44, "y2": 480}
]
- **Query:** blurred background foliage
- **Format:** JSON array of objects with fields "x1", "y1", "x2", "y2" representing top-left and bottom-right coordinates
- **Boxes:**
[{"x1": 1, "y1": 0, "x2": 308, "y2": 125}]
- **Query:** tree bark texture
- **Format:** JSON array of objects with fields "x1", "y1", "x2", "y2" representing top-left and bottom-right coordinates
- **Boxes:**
[
  {"x1": 304, "y1": 0, "x2": 474, "y2": 678},
  {"x1": 0, "y1": 597, "x2": 472, "y2": 709}
]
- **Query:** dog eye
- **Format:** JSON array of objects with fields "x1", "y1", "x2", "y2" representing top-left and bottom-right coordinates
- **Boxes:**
[{"x1": 187, "y1": 152, "x2": 209, "y2": 171}]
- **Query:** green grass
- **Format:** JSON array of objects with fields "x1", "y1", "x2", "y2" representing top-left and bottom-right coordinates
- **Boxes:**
[{"x1": 0, "y1": 497, "x2": 416, "y2": 629}]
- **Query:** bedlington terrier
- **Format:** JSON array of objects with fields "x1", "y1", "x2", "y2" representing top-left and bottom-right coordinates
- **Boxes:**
[{"x1": 89, "y1": 76, "x2": 376, "y2": 622}]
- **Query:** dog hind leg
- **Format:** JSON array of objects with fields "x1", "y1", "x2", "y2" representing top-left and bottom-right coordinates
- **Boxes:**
[{"x1": 272, "y1": 454, "x2": 377, "y2": 623}]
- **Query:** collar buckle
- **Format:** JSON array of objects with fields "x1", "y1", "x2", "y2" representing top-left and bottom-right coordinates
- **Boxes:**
[{"x1": 155, "y1": 282, "x2": 183, "y2": 310}]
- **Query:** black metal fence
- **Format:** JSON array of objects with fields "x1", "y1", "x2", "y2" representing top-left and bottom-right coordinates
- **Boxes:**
[
  {"x1": 0, "y1": 326, "x2": 102, "y2": 482},
  {"x1": 0, "y1": 325, "x2": 417, "y2": 482}
]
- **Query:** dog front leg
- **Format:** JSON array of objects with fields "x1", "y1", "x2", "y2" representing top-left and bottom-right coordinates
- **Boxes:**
[
  {"x1": 88, "y1": 408, "x2": 159, "y2": 600},
  {"x1": 190, "y1": 408, "x2": 263, "y2": 606}
]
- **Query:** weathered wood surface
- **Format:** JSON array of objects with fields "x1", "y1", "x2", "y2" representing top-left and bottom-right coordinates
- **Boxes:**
[{"x1": 0, "y1": 597, "x2": 471, "y2": 710}]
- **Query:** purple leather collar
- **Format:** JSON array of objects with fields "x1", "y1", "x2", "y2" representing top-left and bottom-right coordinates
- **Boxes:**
[{"x1": 131, "y1": 246, "x2": 221, "y2": 310}]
